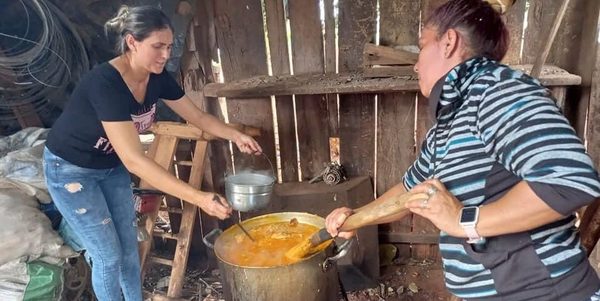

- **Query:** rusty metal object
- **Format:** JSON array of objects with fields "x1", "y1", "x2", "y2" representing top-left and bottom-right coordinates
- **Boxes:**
[{"x1": 309, "y1": 161, "x2": 347, "y2": 185}]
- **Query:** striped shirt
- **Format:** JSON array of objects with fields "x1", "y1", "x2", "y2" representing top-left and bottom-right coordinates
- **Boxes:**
[{"x1": 403, "y1": 57, "x2": 600, "y2": 299}]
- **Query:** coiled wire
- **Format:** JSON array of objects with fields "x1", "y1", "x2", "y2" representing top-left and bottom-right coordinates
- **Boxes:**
[{"x1": 0, "y1": 0, "x2": 89, "y2": 122}]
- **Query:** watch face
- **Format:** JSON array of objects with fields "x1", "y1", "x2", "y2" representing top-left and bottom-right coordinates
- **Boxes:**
[{"x1": 460, "y1": 207, "x2": 478, "y2": 223}]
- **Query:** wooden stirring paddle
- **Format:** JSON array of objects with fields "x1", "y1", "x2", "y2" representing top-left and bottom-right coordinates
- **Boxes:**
[{"x1": 285, "y1": 192, "x2": 429, "y2": 259}]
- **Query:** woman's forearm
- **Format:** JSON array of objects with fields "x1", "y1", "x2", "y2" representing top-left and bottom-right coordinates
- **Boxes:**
[
  {"x1": 474, "y1": 181, "x2": 564, "y2": 237},
  {"x1": 355, "y1": 182, "x2": 410, "y2": 224},
  {"x1": 187, "y1": 111, "x2": 240, "y2": 142},
  {"x1": 166, "y1": 96, "x2": 241, "y2": 142},
  {"x1": 126, "y1": 155, "x2": 209, "y2": 207}
]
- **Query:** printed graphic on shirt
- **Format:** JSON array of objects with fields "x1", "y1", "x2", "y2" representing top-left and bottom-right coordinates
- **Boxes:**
[
  {"x1": 93, "y1": 136, "x2": 114, "y2": 154},
  {"x1": 132, "y1": 103, "x2": 156, "y2": 133},
  {"x1": 92, "y1": 103, "x2": 156, "y2": 154}
]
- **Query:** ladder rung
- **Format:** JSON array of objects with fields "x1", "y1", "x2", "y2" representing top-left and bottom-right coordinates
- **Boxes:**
[
  {"x1": 149, "y1": 256, "x2": 173, "y2": 266},
  {"x1": 159, "y1": 206, "x2": 183, "y2": 214},
  {"x1": 175, "y1": 160, "x2": 193, "y2": 166},
  {"x1": 153, "y1": 231, "x2": 178, "y2": 240}
]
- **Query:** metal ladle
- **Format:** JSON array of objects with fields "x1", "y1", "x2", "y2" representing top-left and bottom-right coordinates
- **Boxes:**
[{"x1": 213, "y1": 194, "x2": 255, "y2": 242}]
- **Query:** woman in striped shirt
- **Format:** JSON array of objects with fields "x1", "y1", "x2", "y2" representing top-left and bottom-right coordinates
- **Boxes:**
[{"x1": 325, "y1": 0, "x2": 600, "y2": 300}]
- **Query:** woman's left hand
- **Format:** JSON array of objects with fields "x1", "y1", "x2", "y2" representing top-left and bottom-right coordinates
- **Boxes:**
[
  {"x1": 234, "y1": 133, "x2": 262, "y2": 155},
  {"x1": 405, "y1": 179, "x2": 465, "y2": 237}
]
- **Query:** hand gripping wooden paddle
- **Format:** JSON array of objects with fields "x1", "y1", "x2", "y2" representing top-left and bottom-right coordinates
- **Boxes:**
[{"x1": 285, "y1": 192, "x2": 429, "y2": 259}]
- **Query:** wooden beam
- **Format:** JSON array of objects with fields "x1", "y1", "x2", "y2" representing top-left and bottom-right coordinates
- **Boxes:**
[
  {"x1": 378, "y1": 0, "x2": 421, "y2": 261},
  {"x1": 502, "y1": 0, "x2": 526, "y2": 64},
  {"x1": 531, "y1": 0, "x2": 571, "y2": 77},
  {"x1": 379, "y1": 233, "x2": 439, "y2": 245},
  {"x1": 264, "y1": 0, "x2": 297, "y2": 182},
  {"x1": 364, "y1": 66, "x2": 417, "y2": 78},
  {"x1": 139, "y1": 135, "x2": 179, "y2": 272},
  {"x1": 572, "y1": 0, "x2": 600, "y2": 138},
  {"x1": 363, "y1": 43, "x2": 418, "y2": 66},
  {"x1": 580, "y1": 199, "x2": 600, "y2": 255},
  {"x1": 150, "y1": 122, "x2": 261, "y2": 140},
  {"x1": 167, "y1": 141, "x2": 208, "y2": 298},
  {"x1": 205, "y1": 72, "x2": 418, "y2": 98},
  {"x1": 12, "y1": 104, "x2": 43, "y2": 129},
  {"x1": 149, "y1": 256, "x2": 174, "y2": 266},
  {"x1": 203, "y1": 65, "x2": 581, "y2": 98},
  {"x1": 289, "y1": 0, "x2": 330, "y2": 180},
  {"x1": 143, "y1": 290, "x2": 188, "y2": 301}
]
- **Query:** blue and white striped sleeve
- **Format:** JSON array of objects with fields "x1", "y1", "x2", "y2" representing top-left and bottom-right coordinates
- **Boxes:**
[
  {"x1": 476, "y1": 73, "x2": 600, "y2": 215},
  {"x1": 403, "y1": 127, "x2": 434, "y2": 190}
]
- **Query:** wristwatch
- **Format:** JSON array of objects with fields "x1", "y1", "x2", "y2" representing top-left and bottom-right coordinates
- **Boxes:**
[{"x1": 459, "y1": 206, "x2": 485, "y2": 244}]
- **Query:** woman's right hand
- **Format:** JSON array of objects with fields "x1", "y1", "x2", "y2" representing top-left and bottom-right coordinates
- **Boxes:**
[
  {"x1": 198, "y1": 193, "x2": 232, "y2": 220},
  {"x1": 325, "y1": 207, "x2": 355, "y2": 239}
]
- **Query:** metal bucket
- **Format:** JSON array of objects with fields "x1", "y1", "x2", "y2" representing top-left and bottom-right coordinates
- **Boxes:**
[
  {"x1": 225, "y1": 173, "x2": 274, "y2": 212},
  {"x1": 224, "y1": 153, "x2": 276, "y2": 212},
  {"x1": 203, "y1": 212, "x2": 352, "y2": 301}
]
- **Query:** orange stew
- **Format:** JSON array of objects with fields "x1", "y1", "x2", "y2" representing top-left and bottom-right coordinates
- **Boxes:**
[{"x1": 218, "y1": 219, "x2": 327, "y2": 267}]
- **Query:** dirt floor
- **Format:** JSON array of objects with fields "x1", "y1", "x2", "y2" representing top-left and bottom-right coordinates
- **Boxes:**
[
  {"x1": 142, "y1": 240, "x2": 600, "y2": 301},
  {"x1": 142, "y1": 255, "x2": 451, "y2": 301}
]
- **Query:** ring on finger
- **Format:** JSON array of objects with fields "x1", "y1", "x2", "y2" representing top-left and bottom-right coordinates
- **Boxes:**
[
  {"x1": 420, "y1": 199, "x2": 429, "y2": 209},
  {"x1": 426, "y1": 185, "x2": 437, "y2": 196}
]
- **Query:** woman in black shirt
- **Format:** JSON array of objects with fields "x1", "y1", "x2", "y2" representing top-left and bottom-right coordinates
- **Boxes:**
[{"x1": 43, "y1": 6, "x2": 260, "y2": 300}]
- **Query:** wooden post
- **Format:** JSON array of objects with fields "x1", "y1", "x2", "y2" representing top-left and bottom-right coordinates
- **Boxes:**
[
  {"x1": 377, "y1": 0, "x2": 422, "y2": 261},
  {"x1": 530, "y1": 0, "x2": 571, "y2": 78},
  {"x1": 337, "y1": 0, "x2": 377, "y2": 179},
  {"x1": 289, "y1": 0, "x2": 330, "y2": 181},
  {"x1": 264, "y1": 0, "x2": 297, "y2": 182}
]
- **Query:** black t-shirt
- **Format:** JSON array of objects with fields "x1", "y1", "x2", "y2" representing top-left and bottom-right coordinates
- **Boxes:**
[{"x1": 46, "y1": 62, "x2": 185, "y2": 169}]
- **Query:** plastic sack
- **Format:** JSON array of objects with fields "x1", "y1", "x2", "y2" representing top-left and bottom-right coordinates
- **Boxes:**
[
  {"x1": 0, "y1": 178, "x2": 76, "y2": 266},
  {"x1": 0, "y1": 129, "x2": 50, "y2": 203},
  {"x1": 0, "y1": 259, "x2": 63, "y2": 301},
  {"x1": 23, "y1": 261, "x2": 64, "y2": 301}
]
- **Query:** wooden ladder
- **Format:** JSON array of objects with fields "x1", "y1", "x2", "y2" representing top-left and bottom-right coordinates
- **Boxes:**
[{"x1": 138, "y1": 121, "x2": 258, "y2": 300}]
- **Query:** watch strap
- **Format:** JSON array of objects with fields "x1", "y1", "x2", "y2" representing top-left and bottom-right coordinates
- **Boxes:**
[
  {"x1": 460, "y1": 206, "x2": 484, "y2": 244},
  {"x1": 463, "y1": 225, "x2": 483, "y2": 244}
]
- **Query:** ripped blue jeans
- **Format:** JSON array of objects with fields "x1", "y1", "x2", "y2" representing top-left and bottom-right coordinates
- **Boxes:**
[{"x1": 43, "y1": 147, "x2": 142, "y2": 301}]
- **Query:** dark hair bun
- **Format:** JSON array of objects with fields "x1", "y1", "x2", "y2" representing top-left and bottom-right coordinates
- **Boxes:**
[
  {"x1": 104, "y1": 5, "x2": 129, "y2": 38},
  {"x1": 103, "y1": 5, "x2": 172, "y2": 55}
]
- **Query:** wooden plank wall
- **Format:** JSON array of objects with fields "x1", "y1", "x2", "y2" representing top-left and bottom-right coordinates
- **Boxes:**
[
  {"x1": 289, "y1": 1, "x2": 331, "y2": 180},
  {"x1": 264, "y1": 0, "x2": 297, "y2": 182},
  {"x1": 195, "y1": 0, "x2": 598, "y2": 262},
  {"x1": 377, "y1": 0, "x2": 422, "y2": 259},
  {"x1": 214, "y1": 0, "x2": 276, "y2": 174}
]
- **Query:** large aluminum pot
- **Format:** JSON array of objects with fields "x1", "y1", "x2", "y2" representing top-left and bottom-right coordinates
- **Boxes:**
[
  {"x1": 203, "y1": 212, "x2": 352, "y2": 301},
  {"x1": 225, "y1": 173, "x2": 275, "y2": 212}
]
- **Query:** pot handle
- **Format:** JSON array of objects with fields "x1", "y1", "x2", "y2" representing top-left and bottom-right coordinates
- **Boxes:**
[
  {"x1": 322, "y1": 239, "x2": 354, "y2": 272},
  {"x1": 224, "y1": 152, "x2": 276, "y2": 180},
  {"x1": 202, "y1": 228, "x2": 223, "y2": 250}
]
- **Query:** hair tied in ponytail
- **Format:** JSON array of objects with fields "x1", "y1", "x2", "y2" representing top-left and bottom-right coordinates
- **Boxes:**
[
  {"x1": 483, "y1": 0, "x2": 515, "y2": 14},
  {"x1": 116, "y1": 5, "x2": 130, "y2": 21},
  {"x1": 104, "y1": 6, "x2": 173, "y2": 55},
  {"x1": 104, "y1": 5, "x2": 130, "y2": 37}
]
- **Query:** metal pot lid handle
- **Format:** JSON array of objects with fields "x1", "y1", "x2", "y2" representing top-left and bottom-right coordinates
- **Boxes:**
[
  {"x1": 322, "y1": 239, "x2": 354, "y2": 272},
  {"x1": 260, "y1": 152, "x2": 276, "y2": 180},
  {"x1": 225, "y1": 152, "x2": 277, "y2": 181},
  {"x1": 202, "y1": 228, "x2": 223, "y2": 250}
]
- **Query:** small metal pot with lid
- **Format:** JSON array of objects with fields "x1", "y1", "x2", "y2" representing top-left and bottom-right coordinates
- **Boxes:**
[
  {"x1": 203, "y1": 212, "x2": 352, "y2": 301},
  {"x1": 224, "y1": 153, "x2": 276, "y2": 212}
]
